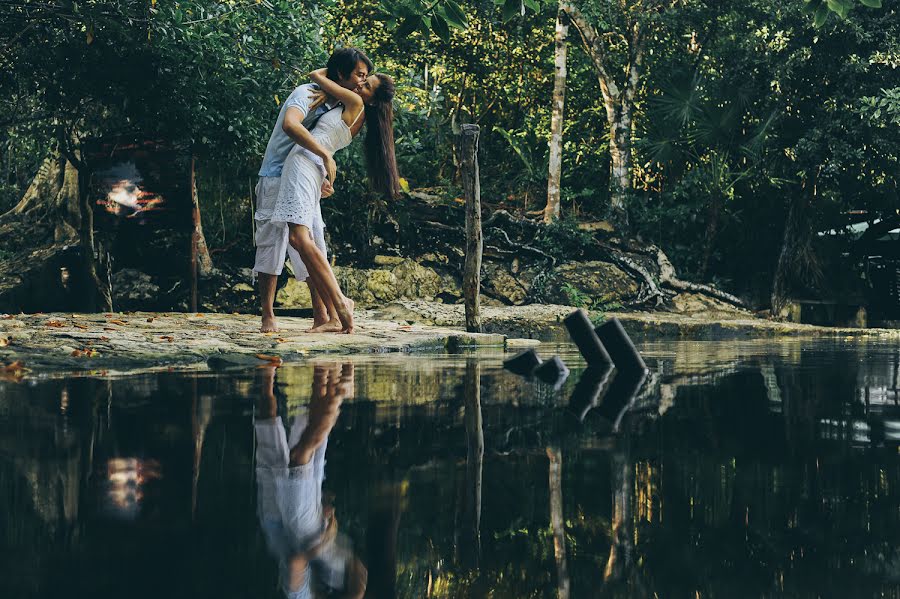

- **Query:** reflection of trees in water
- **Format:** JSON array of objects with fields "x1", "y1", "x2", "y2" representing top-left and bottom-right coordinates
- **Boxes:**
[{"x1": 3, "y1": 342, "x2": 900, "y2": 597}]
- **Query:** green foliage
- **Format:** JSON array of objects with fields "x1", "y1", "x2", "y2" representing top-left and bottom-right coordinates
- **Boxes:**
[
  {"x1": 532, "y1": 216, "x2": 595, "y2": 262},
  {"x1": 378, "y1": 0, "x2": 469, "y2": 41},
  {"x1": 860, "y1": 87, "x2": 900, "y2": 127},
  {"x1": 803, "y1": 0, "x2": 882, "y2": 26},
  {"x1": 561, "y1": 282, "x2": 589, "y2": 307}
]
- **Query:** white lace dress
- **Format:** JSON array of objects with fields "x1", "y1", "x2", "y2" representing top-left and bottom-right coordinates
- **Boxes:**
[{"x1": 270, "y1": 106, "x2": 354, "y2": 280}]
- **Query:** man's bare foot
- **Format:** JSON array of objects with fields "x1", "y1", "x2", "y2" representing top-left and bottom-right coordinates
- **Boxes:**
[
  {"x1": 307, "y1": 319, "x2": 343, "y2": 333},
  {"x1": 261, "y1": 314, "x2": 279, "y2": 333},
  {"x1": 344, "y1": 296, "x2": 355, "y2": 316}
]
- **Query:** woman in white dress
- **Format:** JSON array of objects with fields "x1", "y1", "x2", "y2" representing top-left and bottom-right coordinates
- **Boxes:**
[{"x1": 271, "y1": 67, "x2": 400, "y2": 334}]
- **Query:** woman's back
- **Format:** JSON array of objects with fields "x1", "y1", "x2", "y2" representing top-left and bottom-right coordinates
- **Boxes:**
[{"x1": 310, "y1": 107, "x2": 353, "y2": 154}]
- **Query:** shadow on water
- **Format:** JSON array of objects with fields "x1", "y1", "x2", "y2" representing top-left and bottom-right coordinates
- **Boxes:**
[{"x1": 1, "y1": 338, "x2": 900, "y2": 598}]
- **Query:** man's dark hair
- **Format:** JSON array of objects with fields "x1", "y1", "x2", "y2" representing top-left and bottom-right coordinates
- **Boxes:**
[{"x1": 326, "y1": 47, "x2": 373, "y2": 82}]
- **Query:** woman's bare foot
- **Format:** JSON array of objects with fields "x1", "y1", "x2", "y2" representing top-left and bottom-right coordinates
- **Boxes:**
[
  {"x1": 307, "y1": 319, "x2": 343, "y2": 333},
  {"x1": 260, "y1": 314, "x2": 279, "y2": 333},
  {"x1": 336, "y1": 303, "x2": 354, "y2": 334}
]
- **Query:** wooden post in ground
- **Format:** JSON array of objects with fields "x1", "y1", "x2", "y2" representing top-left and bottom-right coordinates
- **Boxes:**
[{"x1": 457, "y1": 124, "x2": 482, "y2": 333}]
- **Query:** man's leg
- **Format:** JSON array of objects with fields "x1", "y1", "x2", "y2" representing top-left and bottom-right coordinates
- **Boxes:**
[
  {"x1": 253, "y1": 177, "x2": 288, "y2": 333},
  {"x1": 259, "y1": 273, "x2": 279, "y2": 333},
  {"x1": 288, "y1": 224, "x2": 353, "y2": 333},
  {"x1": 254, "y1": 219, "x2": 288, "y2": 333}
]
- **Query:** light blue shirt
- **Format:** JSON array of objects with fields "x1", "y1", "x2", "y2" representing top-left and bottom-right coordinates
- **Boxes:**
[{"x1": 258, "y1": 83, "x2": 329, "y2": 178}]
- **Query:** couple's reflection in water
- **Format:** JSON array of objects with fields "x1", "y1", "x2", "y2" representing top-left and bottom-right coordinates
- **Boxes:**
[{"x1": 254, "y1": 362, "x2": 367, "y2": 599}]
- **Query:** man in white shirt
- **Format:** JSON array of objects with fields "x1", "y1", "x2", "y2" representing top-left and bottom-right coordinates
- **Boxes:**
[{"x1": 254, "y1": 48, "x2": 372, "y2": 332}]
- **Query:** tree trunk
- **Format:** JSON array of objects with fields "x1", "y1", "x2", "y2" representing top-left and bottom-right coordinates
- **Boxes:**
[
  {"x1": 544, "y1": 6, "x2": 569, "y2": 224},
  {"x1": 607, "y1": 104, "x2": 634, "y2": 228},
  {"x1": 191, "y1": 166, "x2": 215, "y2": 277},
  {"x1": 561, "y1": 2, "x2": 645, "y2": 233},
  {"x1": 771, "y1": 177, "x2": 822, "y2": 316}
]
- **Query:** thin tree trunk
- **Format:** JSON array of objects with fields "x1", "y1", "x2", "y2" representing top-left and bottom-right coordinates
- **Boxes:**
[
  {"x1": 608, "y1": 104, "x2": 634, "y2": 225},
  {"x1": 561, "y1": 2, "x2": 645, "y2": 232},
  {"x1": 544, "y1": 6, "x2": 569, "y2": 224},
  {"x1": 458, "y1": 125, "x2": 483, "y2": 332},
  {"x1": 771, "y1": 175, "x2": 821, "y2": 316}
]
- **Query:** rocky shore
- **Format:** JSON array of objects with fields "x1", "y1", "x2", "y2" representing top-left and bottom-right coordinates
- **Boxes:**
[{"x1": 2, "y1": 300, "x2": 899, "y2": 379}]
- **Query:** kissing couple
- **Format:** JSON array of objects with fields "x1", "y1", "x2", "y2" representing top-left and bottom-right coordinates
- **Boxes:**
[{"x1": 253, "y1": 47, "x2": 401, "y2": 334}]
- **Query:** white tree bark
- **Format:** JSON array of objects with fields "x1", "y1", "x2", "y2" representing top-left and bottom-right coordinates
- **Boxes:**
[
  {"x1": 560, "y1": 2, "x2": 647, "y2": 229},
  {"x1": 544, "y1": 6, "x2": 569, "y2": 224}
]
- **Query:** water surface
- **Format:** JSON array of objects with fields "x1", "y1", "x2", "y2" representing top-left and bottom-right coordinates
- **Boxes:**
[{"x1": 1, "y1": 337, "x2": 899, "y2": 598}]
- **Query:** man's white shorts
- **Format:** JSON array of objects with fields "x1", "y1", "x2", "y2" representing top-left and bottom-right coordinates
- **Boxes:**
[{"x1": 252, "y1": 176, "x2": 326, "y2": 282}]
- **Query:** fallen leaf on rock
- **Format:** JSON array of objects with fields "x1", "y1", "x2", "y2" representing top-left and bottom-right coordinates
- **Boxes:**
[
  {"x1": 45, "y1": 320, "x2": 65, "y2": 327},
  {"x1": 160, "y1": 336, "x2": 174, "y2": 342},
  {"x1": 275, "y1": 338, "x2": 288, "y2": 343},
  {"x1": 0, "y1": 338, "x2": 8, "y2": 346},
  {"x1": 255, "y1": 354, "x2": 283, "y2": 365},
  {"x1": 107, "y1": 319, "x2": 128, "y2": 326},
  {"x1": 103, "y1": 327, "x2": 117, "y2": 331},
  {"x1": 195, "y1": 313, "x2": 205, "y2": 317},
  {"x1": 99, "y1": 336, "x2": 110, "y2": 341},
  {"x1": 147, "y1": 317, "x2": 155, "y2": 323},
  {"x1": 73, "y1": 323, "x2": 89, "y2": 330}
]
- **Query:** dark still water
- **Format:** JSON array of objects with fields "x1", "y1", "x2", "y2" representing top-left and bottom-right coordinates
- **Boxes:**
[{"x1": 1, "y1": 338, "x2": 899, "y2": 598}]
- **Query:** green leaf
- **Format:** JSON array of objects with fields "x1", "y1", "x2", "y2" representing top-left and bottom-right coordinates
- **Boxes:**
[
  {"x1": 826, "y1": 0, "x2": 847, "y2": 18},
  {"x1": 502, "y1": 0, "x2": 520, "y2": 22},
  {"x1": 396, "y1": 15, "x2": 423, "y2": 38},
  {"x1": 431, "y1": 13, "x2": 451, "y2": 42},
  {"x1": 802, "y1": 0, "x2": 821, "y2": 16},
  {"x1": 523, "y1": 0, "x2": 540, "y2": 11},
  {"x1": 859, "y1": 0, "x2": 882, "y2": 7},
  {"x1": 443, "y1": 0, "x2": 469, "y2": 29},
  {"x1": 813, "y1": 4, "x2": 829, "y2": 26}
]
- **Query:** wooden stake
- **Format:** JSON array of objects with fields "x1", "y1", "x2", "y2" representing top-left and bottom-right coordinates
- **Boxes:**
[{"x1": 457, "y1": 124, "x2": 482, "y2": 333}]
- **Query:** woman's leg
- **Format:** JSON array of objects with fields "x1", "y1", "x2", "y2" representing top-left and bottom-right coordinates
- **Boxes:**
[{"x1": 288, "y1": 224, "x2": 354, "y2": 333}]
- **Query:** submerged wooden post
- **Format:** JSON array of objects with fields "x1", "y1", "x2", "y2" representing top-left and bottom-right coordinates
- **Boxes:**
[{"x1": 458, "y1": 124, "x2": 482, "y2": 333}]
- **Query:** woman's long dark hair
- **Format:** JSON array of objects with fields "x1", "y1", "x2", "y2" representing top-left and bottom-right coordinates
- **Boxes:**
[{"x1": 364, "y1": 73, "x2": 401, "y2": 199}]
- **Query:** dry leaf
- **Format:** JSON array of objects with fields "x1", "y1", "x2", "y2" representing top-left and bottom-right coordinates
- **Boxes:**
[
  {"x1": 45, "y1": 320, "x2": 65, "y2": 327},
  {"x1": 73, "y1": 323, "x2": 89, "y2": 330},
  {"x1": 146, "y1": 317, "x2": 155, "y2": 323},
  {"x1": 255, "y1": 354, "x2": 283, "y2": 365},
  {"x1": 0, "y1": 338, "x2": 8, "y2": 347},
  {"x1": 99, "y1": 336, "x2": 110, "y2": 341},
  {"x1": 103, "y1": 327, "x2": 116, "y2": 331},
  {"x1": 160, "y1": 335, "x2": 174, "y2": 342},
  {"x1": 107, "y1": 319, "x2": 128, "y2": 326},
  {"x1": 195, "y1": 313, "x2": 205, "y2": 317},
  {"x1": 275, "y1": 337, "x2": 288, "y2": 343}
]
